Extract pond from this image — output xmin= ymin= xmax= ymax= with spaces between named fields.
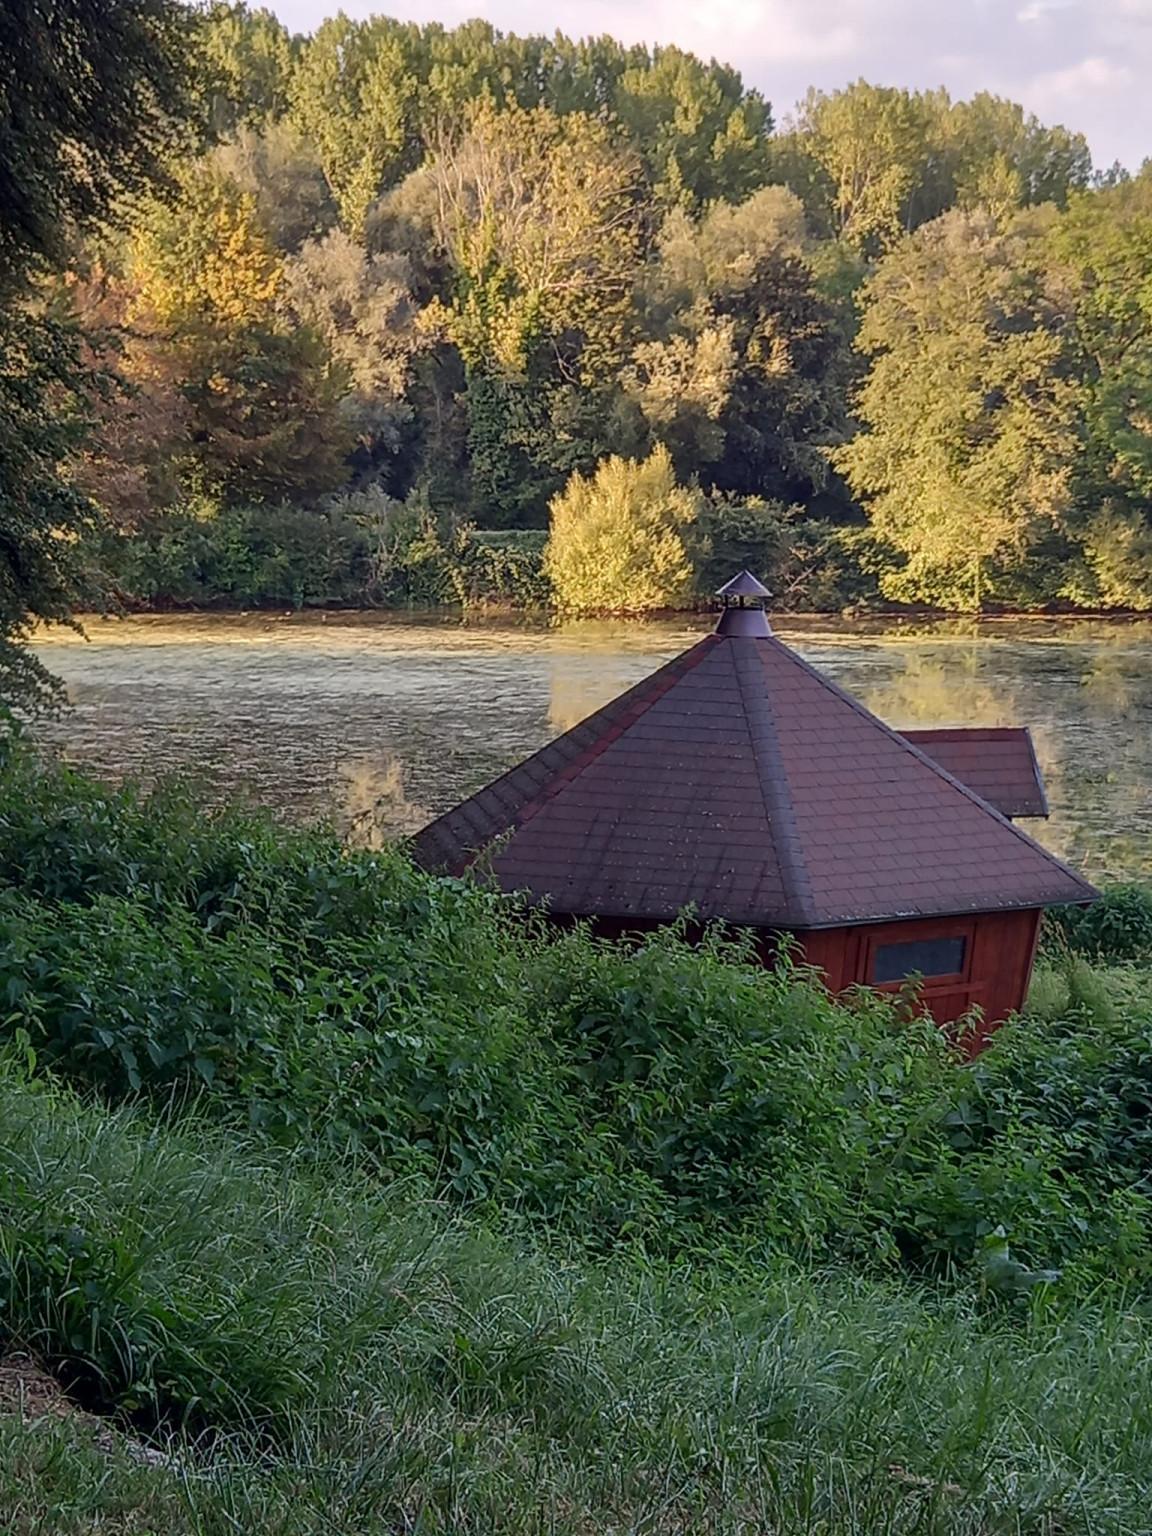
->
xmin=31 ymin=610 xmax=1152 ymax=883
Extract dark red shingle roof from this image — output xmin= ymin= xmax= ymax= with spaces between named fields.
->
xmin=410 ymin=627 xmax=1096 ymax=928
xmin=902 ymin=727 xmax=1048 ymax=819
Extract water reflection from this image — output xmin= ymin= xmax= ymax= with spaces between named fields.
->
xmin=31 ymin=611 xmax=1152 ymax=882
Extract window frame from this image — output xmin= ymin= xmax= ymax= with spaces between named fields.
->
xmin=861 ymin=918 xmax=977 ymax=993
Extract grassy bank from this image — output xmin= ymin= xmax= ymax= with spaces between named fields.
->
xmin=4 ymin=1064 xmax=1152 ymax=1535
xmin=4 ymin=745 xmax=1152 ymax=1528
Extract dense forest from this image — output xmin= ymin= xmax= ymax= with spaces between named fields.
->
xmin=6 ymin=0 xmax=1152 ymax=705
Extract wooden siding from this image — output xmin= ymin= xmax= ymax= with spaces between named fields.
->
xmin=798 ymin=908 xmax=1042 ymax=1051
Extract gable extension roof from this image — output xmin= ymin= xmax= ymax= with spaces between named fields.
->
xmin=410 ymin=629 xmax=1096 ymax=929
xmin=902 ymin=727 xmax=1049 ymax=820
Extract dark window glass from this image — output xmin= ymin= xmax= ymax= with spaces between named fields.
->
xmin=872 ymin=936 xmax=966 ymax=985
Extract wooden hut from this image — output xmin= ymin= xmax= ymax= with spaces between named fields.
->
xmin=412 ymin=573 xmax=1097 ymax=1046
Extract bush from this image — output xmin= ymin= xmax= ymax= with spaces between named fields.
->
xmin=90 ymin=498 xmax=389 ymax=609
xmin=545 ymin=446 xmax=702 ymax=614
xmin=89 ymin=494 xmax=553 ymax=613
xmin=4 ymin=747 xmax=1152 ymax=1286
xmin=695 ymin=494 xmax=797 ymax=595
xmin=695 ymin=498 xmax=884 ymax=611
xmin=1047 ymin=884 xmax=1152 ymax=962
xmin=458 ymin=529 xmax=550 ymax=608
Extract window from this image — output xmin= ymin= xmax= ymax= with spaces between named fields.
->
xmin=872 ymin=936 xmax=967 ymax=985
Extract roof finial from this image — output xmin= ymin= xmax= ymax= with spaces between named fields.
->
xmin=714 ymin=570 xmax=772 ymax=636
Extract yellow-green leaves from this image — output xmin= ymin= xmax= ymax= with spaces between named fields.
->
xmin=544 ymin=446 xmax=701 ymax=614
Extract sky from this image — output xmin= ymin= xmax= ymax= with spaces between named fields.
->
xmin=266 ymin=0 xmax=1152 ymax=171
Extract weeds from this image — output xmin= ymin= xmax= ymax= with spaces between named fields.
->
xmin=2 ymin=1067 xmax=1152 ymax=1532
xmin=5 ymin=748 xmax=1152 ymax=1528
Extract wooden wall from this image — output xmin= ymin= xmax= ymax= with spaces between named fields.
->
xmin=798 ymin=908 xmax=1041 ymax=1050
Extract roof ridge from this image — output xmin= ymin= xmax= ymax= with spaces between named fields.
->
xmin=763 ymin=637 xmax=1095 ymax=899
xmin=731 ymin=640 xmax=818 ymax=926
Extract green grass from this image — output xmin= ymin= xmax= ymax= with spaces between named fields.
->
xmin=3 ymin=1064 xmax=1152 ymax=1535
xmin=5 ymin=746 xmax=1152 ymax=1529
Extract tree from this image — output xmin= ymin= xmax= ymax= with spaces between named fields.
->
xmin=426 ymin=104 xmax=644 ymax=377
xmin=0 ymin=0 xmax=201 ymax=282
xmin=775 ymin=83 xmax=1092 ymax=255
xmin=212 ymin=122 xmax=337 ymax=253
xmin=949 ymin=94 xmax=1091 ymax=211
xmin=288 ymin=16 xmax=419 ymax=235
xmin=643 ymin=187 xmax=809 ymax=319
xmin=544 ymin=447 xmax=701 ymax=614
xmin=183 ymin=327 xmax=351 ymax=502
xmin=0 ymin=308 xmax=104 ymax=707
xmin=423 ymin=104 xmax=644 ymax=525
xmin=625 ymin=189 xmax=850 ymax=503
xmin=66 ymin=267 xmax=192 ymax=526
xmin=131 ymin=165 xmax=352 ymax=502
xmin=610 ymin=46 xmax=771 ymax=209
xmin=131 ymin=165 xmax=284 ymax=331
xmin=0 ymin=0 xmax=200 ymax=708
xmin=284 ymin=230 xmax=424 ymax=467
xmin=785 ymin=83 xmax=947 ymax=253
xmin=838 ymin=209 xmax=1081 ymax=610
xmin=1046 ymin=171 xmax=1152 ymax=606
xmin=200 ymin=2 xmax=298 ymax=135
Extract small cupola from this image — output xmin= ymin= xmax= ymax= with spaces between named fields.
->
xmin=714 ymin=569 xmax=772 ymax=637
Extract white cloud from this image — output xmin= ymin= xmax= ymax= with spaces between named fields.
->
xmin=1016 ymin=0 xmax=1072 ymax=22
xmin=1029 ymin=52 xmax=1134 ymax=109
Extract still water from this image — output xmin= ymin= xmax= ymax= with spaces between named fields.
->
xmin=30 ymin=611 xmax=1152 ymax=883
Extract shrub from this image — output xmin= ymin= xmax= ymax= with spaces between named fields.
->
xmin=4 ymin=747 xmax=1152 ymax=1284
xmin=544 ymin=446 xmax=702 ymax=614
xmin=458 ymin=529 xmax=550 ymax=608
xmin=696 ymin=494 xmax=797 ymax=596
xmin=695 ymin=499 xmax=884 ymax=611
xmin=1047 ymin=884 xmax=1152 ymax=962
xmin=90 ymin=498 xmax=385 ymax=609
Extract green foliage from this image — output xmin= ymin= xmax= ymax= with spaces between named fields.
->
xmin=609 ymin=46 xmax=771 ymax=209
xmin=129 ymin=165 xmax=356 ymax=503
xmin=780 ymin=82 xmax=1091 ymax=254
xmin=626 ymin=189 xmax=852 ymax=505
xmin=456 ymin=530 xmax=550 ymax=608
xmin=4 ymin=749 xmax=1152 ymax=1294
xmin=211 ymin=122 xmax=337 ymax=254
xmin=545 ymin=448 xmax=702 ymax=614
xmin=201 ymin=2 xmax=298 ymax=135
xmin=695 ymin=499 xmax=881 ymax=611
xmin=92 ymin=497 xmax=548 ymax=610
xmin=0 ymin=0 xmax=202 ymax=285
xmin=839 ymin=209 xmax=1080 ymax=610
xmin=0 ymin=309 xmax=105 ymax=711
xmin=426 ymin=103 xmax=643 ymax=380
xmin=6 ymin=1065 xmax=1152 ymax=1533
xmin=696 ymin=495 xmax=797 ymax=594
xmin=1047 ymin=885 xmax=1152 ymax=963
xmin=0 ymin=0 xmax=201 ymax=711
xmin=34 ymin=6 xmax=1152 ymax=617
xmin=287 ymin=15 xmax=418 ymax=235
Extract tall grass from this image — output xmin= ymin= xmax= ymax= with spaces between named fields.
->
xmin=3 ymin=1064 xmax=1152 ymax=1534
xmin=7 ymin=750 xmax=1152 ymax=1527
